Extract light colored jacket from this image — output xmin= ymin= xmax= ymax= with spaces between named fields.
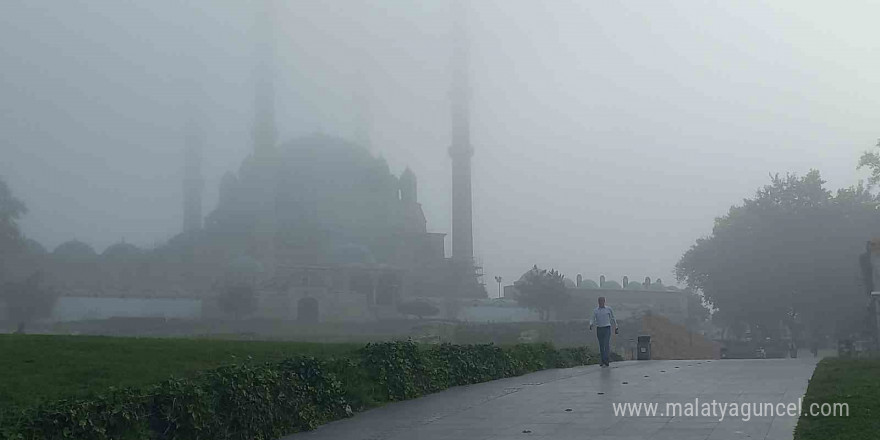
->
xmin=590 ymin=306 xmax=617 ymax=328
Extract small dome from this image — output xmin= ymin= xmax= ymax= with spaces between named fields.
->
xmin=602 ymin=280 xmax=622 ymax=290
xmin=518 ymin=266 xmax=543 ymax=282
xmin=53 ymin=240 xmax=97 ymax=259
xmin=580 ymin=279 xmax=599 ymax=289
xmin=102 ymin=242 xmax=141 ymax=258
xmin=563 ymin=278 xmax=576 ymax=288
xmin=625 ymin=281 xmax=644 ymax=290
xmin=648 ymin=281 xmax=666 ymax=291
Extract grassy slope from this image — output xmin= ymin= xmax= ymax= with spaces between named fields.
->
xmin=794 ymin=358 xmax=880 ymax=440
xmin=644 ymin=314 xmax=720 ymax=359
xmin=0 ymin=334 xmax=359 ymax=409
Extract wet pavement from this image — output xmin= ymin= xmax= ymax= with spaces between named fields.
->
xmin=284 ymin=357 xmax=819 ymax=440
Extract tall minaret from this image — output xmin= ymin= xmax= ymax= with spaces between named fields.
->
xmin=182 ymin=117 xmax=204 ymax=233
xmin=450 ymin=0 xmax=474 ymax=266
xmin=253 ymin=0 xmax=277 ymax=158
xmin=252 ymin=0 xmax=278 ymax=273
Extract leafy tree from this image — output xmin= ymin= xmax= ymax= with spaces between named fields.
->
xmin=676 ymin=170 xmax=879 ymax=341
xmin=0 ymin=176 xmax=26 ymax=248
xmin=396 ymin=299 xmax=440 ymax=319
xmin=685 ymin=290 xmax=710 ymax=332
xmin=2 ymin=271 xmax=58 ymax=333
xmin=0 ymin=176 xmax=27 ymax=282
xmin=513 ymin=265 xmax=570 ymax=321
xmin=216 ymin=283 xmax=258 ymax=320
xmin=857 ymin=138 xmax=880 ymax=187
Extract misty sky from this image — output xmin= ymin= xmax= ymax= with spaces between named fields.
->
xmin=1 ymin=0 xmax=878 ymax=292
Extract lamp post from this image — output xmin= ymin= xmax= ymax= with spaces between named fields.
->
xmin=494 ymin=276 xmax=502 ymax=298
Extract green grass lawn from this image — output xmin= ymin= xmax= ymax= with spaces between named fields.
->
xmin=0 ymin=334 xmax=360 ymax=410
xmin=794 ymin=358 xmax=880 ymax=440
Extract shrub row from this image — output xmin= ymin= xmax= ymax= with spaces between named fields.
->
xmin=0 ymin=342 xmax=596 ymax=440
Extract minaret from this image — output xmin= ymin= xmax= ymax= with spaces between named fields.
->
xmin=352 ymin=66 xmax=373 ymax=150
xmin=253 ymin=0 xmax=277 ymax=158
xmin=450 ymin=0 xmax=474 ymax=266
xmin=182 ymin=117 xmax=204 ymax=233
xmin=252 ymin=0 xmax=278 ymax=273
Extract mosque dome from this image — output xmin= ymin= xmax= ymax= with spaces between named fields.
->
xmin=53 ymin=240 xmax=97 ymax=260
xmin=210 ymin=134 xmax=405 ymax=264
xmin=563 ymin=278 xmax=576 ymax=288
xmin=102 ymin=242 xmax=142 ymax=259
xmin=518 ymin=266 xmax=542 ymax=282
xmin=602 ymin=280 xmax=622 ymax=290
xmin=580 ymin=279 xmax=599 ymax=289
xmin=648 ymin=280 xmax=667 ymax=291
xmin=625 ymin=281 xmax=644 ymax=290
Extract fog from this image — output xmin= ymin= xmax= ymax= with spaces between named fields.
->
xmin=2 ymin=0 xmax=878 ymax=287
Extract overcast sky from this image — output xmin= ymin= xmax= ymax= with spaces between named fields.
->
xmin=1 ymin=0 xmax=878 ymax=291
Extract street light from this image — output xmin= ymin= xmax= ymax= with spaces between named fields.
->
xmin=494 ymin=276 xmax=502 ymax=298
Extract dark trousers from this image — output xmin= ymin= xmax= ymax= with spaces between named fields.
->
xmin=597 ymin=326 xmax=612 ymax=365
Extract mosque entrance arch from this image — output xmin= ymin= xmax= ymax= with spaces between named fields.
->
xmin=297 ymin=297 xmax=319 ymax=323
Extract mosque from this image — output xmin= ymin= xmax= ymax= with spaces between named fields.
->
xmin=200 ymin=0 xmax=485 ymax=321
xmin=22 ymin=0 xmax=485 ymax=324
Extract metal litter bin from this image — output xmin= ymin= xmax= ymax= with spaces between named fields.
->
xmin=637 ymin=335 xmax=651 ymax=360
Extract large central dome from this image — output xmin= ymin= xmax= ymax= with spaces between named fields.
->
xmin=205 ymin=134 xmax=422 ymax=266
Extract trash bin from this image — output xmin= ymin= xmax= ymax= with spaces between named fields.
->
xmin=637 ymin=335 xmax=651 ymax=360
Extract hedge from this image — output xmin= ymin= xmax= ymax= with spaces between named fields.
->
xmin=0 ymin=342 xmax=597 ymax=440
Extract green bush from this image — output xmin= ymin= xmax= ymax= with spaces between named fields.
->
xmin=3 ymin=387 xmax=151 ymax=440
xmin=1 ymin=342 xmax=596 ymax=440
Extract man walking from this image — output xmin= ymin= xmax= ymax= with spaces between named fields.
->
xmin=589 ymin=296 xmax=618 ymax=367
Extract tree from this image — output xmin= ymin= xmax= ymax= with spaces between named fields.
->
xmin=685 ymin=290 xmax=710 ymax=331
xmin=216 ymin=283 xmax=257 ymax=320
xmin=513 ymin=265 xmax=570 ymax=321
xmin=396 ymin=299 xmax=440 ymax=319
xmin=0 ymin=176 xmax=26 ymax=249
xmin=857 ymin=139 xmax=880 ymax=188
xmin=675 ymin=170 xmax=879 ymax=341
xmin=0 ymin=176 xmax=27 ymax=282
xmin=2 ymin=271 xmax=58 ymax=333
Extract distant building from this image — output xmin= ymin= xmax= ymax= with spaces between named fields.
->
xmin=504 ymin=274 xmax=689 ymax=323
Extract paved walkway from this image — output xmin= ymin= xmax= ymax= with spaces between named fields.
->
xmin=285 ymin=357 xmax=819 ymax=440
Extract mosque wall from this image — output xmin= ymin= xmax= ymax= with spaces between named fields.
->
xmin=51 ymin=297 xmax=202 ymax=322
